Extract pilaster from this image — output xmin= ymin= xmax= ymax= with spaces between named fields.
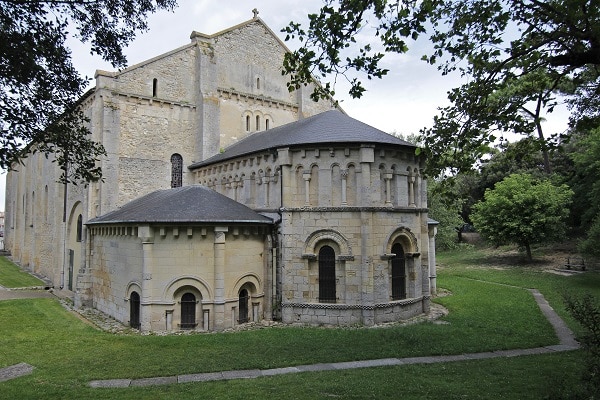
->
xmin=213 ymin=226 xmax=228 ymax=330
xmin=138 ymin=225 xmax=154 ymax=331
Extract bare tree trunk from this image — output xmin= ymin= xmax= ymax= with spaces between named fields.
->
xmin=525 ymin=242 xmax=532 ymax=262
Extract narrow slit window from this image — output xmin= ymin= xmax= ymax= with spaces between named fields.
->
xmin=256 ymin=115 xmax=260 ymax=131
xmin=391 ymin=243 xmax=407 ymax=300
xmin=171 ymin=153 xmax=183 ymax=188
xmin=238 ymin=289 xmax=249 ymax=323
xmin=256 ymin=77 xmax=260 ymax=90
xmin=152 ymin=78 xmax=158 ymax=97
xmin=265 ymin=118 xmax=270 ymax=130
xmin=130 ymin=291 xmax=141 ymax=329
xmin=318 ymin=246 xmax=336 ymax=303
xmin=246 ymin=115 xmax=250 ymax=132
xmin=76 ymin=214 xmax=83 ymax=242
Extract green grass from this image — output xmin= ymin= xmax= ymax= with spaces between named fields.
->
xmin=0 ymin=257 xmax=45 ymax=288
xmin=437 ymin=244 xmax=600 ymax=337
xmin=0 ymin=247 xmax=593 ymax=399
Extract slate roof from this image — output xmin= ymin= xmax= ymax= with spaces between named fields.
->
xmin=86 ymin=186 xmax=273 ymax=225
xmin=189 ymin=110 xmax=416 ymax=169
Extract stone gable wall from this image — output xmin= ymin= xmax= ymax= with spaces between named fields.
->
xmin=113 ymin=46 xmax=197 ymax=103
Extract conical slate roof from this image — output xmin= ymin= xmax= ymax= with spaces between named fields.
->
xmin=189 ymin=110 xmax=416 ymax=169
xmin=86 ymin=186 xmax=273 ymax=225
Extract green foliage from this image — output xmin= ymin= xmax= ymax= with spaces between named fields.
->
xmin=571 ymin=127 xmax=600 ymax=230
xmin=471 ymin=173 xmax=573 ymax=260
xmin=286 ymin=1 xmax=600 ymax=177
xmin=427 ymin=180 xmax=464 ymax=249
xmin=281 ymin=0 xmax=425 ymax=102
xmin=0 ymin=0 xmax=176 ymax=183
xmin=563 ymin=293 xmax=600 ymax=397
xmin=580 ymin=216 xmax=600 ymax=258
xmin=449 ymin=138 xmax=557 ymax=223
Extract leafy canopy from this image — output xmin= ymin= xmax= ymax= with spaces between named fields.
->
xmin=471 ymin=173 xmax=573 ymax=260
xmin=284 ymin=1 xmax=600 ymax=176
xmin=0 ymin=0 xmax=176 ymax=183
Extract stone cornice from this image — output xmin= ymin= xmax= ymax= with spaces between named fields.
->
xmin=218 ymin=88 xmax=297 ymax=111
xmin=280 ymin=207 xmax=429 ymax=213
xmin=100 ymin=89 xmax=197 ymax=109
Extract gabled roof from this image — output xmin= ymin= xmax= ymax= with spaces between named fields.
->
xmin=87 ymin=186 xmax=273 ymax=225
xmin=189 ymin=110 xmax=416 ymax=169
xmin=191 ymin=16 xmax=291 ymax=53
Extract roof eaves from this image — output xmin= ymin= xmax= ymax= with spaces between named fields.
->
xmin=86 ymin=218 xmax=274 ymax=225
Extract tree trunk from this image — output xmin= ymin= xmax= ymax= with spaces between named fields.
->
xmin=525 ymin=242 xmax=532 ymax=262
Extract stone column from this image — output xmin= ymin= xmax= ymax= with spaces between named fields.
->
xmin=264 ymin=175 xmax=270 ymax=208
xmin=428 ymin=223 xmax=438 ymax=295
xmin=213 ymin=226 xmax=228 ymax=330
xmin=341 ymin=169 xmax=348 ymax=206
xmin=408 ymin=175 xmax=416 ymax=207
xmin=303 ymin=171 xmax=311 ymax=206
xmin=384 ymin=172 xmax=393 ymax=205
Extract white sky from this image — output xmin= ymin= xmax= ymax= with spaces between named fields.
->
xmin=0 ymin=0 xmax=570 ymax=211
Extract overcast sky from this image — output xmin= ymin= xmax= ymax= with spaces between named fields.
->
xmin=0 ymin=0 xmax=570 ymax=211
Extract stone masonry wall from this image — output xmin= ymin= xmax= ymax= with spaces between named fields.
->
xmin=88 ymin=224 xmax=269 ymax=331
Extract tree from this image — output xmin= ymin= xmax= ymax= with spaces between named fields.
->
xmin=564 ymin=126 xmax=600 ymax=256
xmin=427 ymin=180 xmax=464 ymax=250
xmin=471 ymin=173 xmax=573 ymax=261
xmin=457 ymin=137 xmax=559 ymax=222
xmin=283 ymin=1 xmax=600 ymax=176
xmin=0 ymin=0 xmax=176 ymax=183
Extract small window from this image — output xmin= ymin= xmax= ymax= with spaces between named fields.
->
xmin=171 ymin=154 xmax=183 ymax=188
xmin=130 ymin=291 xmax=141 ymax=329
xmin=239 ymin=289 xmax=249 ymax=323
xmin=246 ymin=115 xmax=250 ymax=132
xmin=391 ymin=243 xmax=407 ymax=300
xmin=265 ymin=118 xmax=270 ymax=130
xmin=152 ymin=78 xmax=158 ymax=97
xmin=256 ymin=115 xmax=260 ymax=131
xmin=318 ymin=246 xmax=336 ymax=303
xmin=76 ymin=214 xmax=83 ymax=242
xmin=180 ymin=293 xmax=196 ymax=329
xmin=256 ymin=77 xmax=260 ymax=90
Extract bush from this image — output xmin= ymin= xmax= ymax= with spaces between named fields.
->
xmin=563 ymin=293 xmax=600 ymax=398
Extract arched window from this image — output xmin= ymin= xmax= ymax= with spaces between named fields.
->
xmin=391 ymin=243 xmax=407 ymax=300
xmin=76 ymin=214 xmax=83 ymax=242
xmin=265 ymin=118 xmax=270 ymax=130
xmin=239 ymin=289 xmax=249 ymax=323
xmin=318 ymin=246 xmax=336 ymax=303
xmin=256 ymin=77 xmax=260 ymax=90
xmin=130 ymin=291 xmax=141 ymax=329
xmin=152 ymin=78 xmax=158 ymax=97
xmin=180 ymin=292 xmax=196 ymax=329
xmin=256 ymin=115 xmax=260 ymax=131
xmin=246 ymin=115 xmax=251 ymax=132
xmin=170 ymin=153 xmax=183 ymax=188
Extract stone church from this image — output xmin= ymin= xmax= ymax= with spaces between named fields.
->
xmin=4 ymin=14 xmax=438 ymax=331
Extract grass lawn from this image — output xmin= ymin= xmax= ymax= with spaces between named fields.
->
xmin=0 ymin=247 xmax=594 ymax=399
xmin=0 ymin=256 xmax=45 ymax=288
